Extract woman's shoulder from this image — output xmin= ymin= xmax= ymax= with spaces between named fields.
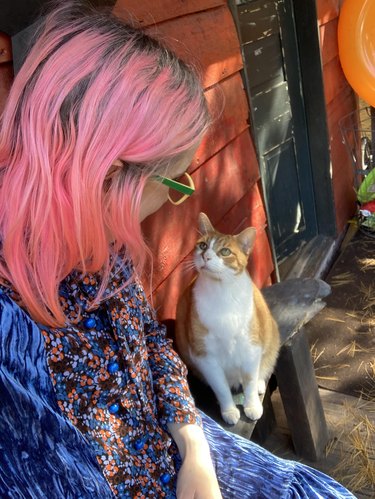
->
xmin=0 ymin=285 xmax=39 ymax=335
xmin=0 ymin=280 xmax=28 ymax=315
xmin=59 ymin=254 xmax=144 ymax=318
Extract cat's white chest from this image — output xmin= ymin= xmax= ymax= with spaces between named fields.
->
xmin=193 ymin=272 xmax=254 ymax=363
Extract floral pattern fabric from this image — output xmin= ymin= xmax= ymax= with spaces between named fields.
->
xmin=37 ymin=258 xmax=200 ymax=497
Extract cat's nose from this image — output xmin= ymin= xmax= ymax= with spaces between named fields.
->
xmin=203 ymin=252 xmax=212 ymax=261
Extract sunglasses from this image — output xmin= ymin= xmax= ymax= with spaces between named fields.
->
xmin=154 ymin=172 xmax=195 ymax=205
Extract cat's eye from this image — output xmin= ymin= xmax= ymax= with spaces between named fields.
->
xmin=220 ymin=247 xmax=232 ymax=256
xmin=198 ymin=242 xmax=207 ymax=251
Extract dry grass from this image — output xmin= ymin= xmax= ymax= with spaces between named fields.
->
xmin=359 ymin=282 xmax=375 ymax=309
xmin=357 ymin=282 xmax=375 ymax=326
xmin=310 ymin=340 xmax=325 ymax=364
xmin=344 ymin=308 xmax=375 ymax=329
xmin=306 ymin=234 xmax=375 ymax=493
xmin=326 ymin=398 xmax=375 ymax=494
xmin=346 ymin=311 xmax=361 ymax=319
xmin=315 ymin=375 xmax=340 ymax=381
xmin=325 ymin=317 xmax=346 ymax=323
xmin=359 ymin=316 xmax=375 ymax=329
xmin=326 ymin=363 xmax=375 ymax=494
xmin=344 ymin=310 xmax=375 ymax=329
xmin=358 ymin=257 xmax=375 ymax=271
xmin=361 ymin=360 xmax=375 ymax=401
xmin=310 ymin=341 xmax=350 ymax=381
xmin=330 ymin=272 xmax=356 ymax=287
xmin=336 ymin=341 xmax=375 ymax=358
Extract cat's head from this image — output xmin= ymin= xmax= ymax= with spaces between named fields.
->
xmin=194 ymin=212 xmax=256 ymax=279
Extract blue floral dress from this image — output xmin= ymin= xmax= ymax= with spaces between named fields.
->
xmin=38 ymin=258 xmax=199 ymax=497
xmin=0 ymin=258 xmax=356 ymax=498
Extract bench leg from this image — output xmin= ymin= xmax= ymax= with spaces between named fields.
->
xmin=251 ymin=384 xmax=276 ymax=444
xmin=275 ymin=327 xmax=329 ymax=461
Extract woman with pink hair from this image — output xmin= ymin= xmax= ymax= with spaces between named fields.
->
xmin=0 ymin=2 xmax=355 ymax=498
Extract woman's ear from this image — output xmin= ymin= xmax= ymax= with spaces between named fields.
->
xmin=198 ymin=212 xmax=215 ymax=235
xmin=107 ymin=159 xmax=125 ymax=176
xmin=103 ymin=160 xmax=125 ymax=191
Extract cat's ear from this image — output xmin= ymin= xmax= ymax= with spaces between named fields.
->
xmin=198 ymin=212 xmax=215 ymax=234
xmin=236 ymin=227 xmax=256 ymax=256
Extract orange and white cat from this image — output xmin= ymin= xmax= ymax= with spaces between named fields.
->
xmin=175 ymin=213 xmax=280 ymax=425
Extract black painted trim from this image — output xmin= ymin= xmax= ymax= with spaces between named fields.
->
xmin=291 ymin=0 xmax=336 ymax=236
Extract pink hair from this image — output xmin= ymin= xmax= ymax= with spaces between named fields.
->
xmin=0 ymin=2 xmax=209 ymax=326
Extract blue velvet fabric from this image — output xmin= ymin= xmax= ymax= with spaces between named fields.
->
xmin=0 ymin=291 xmax=356 ymax=498
xmin=203 ymin=413 xmax=356 ymax=498
xmin=0 ymin=292 xmax=114 ymax=498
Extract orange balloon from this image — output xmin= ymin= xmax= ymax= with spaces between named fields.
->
xmin=338 ymin=0 xmax=375 ymax=106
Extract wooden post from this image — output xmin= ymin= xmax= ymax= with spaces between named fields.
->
xmin=275 ymin=327 xmax=329 ymax=461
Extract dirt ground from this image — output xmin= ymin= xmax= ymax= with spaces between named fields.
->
xmin=304 ymin=228 xmax=375 ymax=400
xmin=264 ymin=227 xmax=375 ymax=497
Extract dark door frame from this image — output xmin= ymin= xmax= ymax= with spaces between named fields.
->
xmin=291 ymin=0 xmax=336 ymax=237
xmin=229 ymin=0 xmax=336 ymax=274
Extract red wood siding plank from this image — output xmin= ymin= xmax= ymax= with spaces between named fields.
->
xmin=331 ymin=141 xmax=357 ymax=232
xmin=213 ymin=186 xmax=266 ymax=237
xmin=323 ymin=56 xmax=351 ymax=106
xmin=151 ymin=258 xmax=193 ymax=322
xmin=142 ymin=129 xmax=260 ymax=291
xmin=316 ymin=0 xmax=339 ymax=26
xmin=327 ymin=91 xmax=357 ymax=232
xmin=115 ymin=5 xmax=242 ymax=89
xmin=326 ymin=87 xmax=356 ymax=136
xmin=194 ymin=73 xmax=249 ymax=168
xmin=319 ymin=18 xmax=338 ymax=66
xmin=0 ymin=64 xmax=13 ymax=114
xmin=0 ymin=33 xmax=12 ymax=64
xmin=246 ymin=182 xmax=268 ymax=230
xmin=248 ymin=227 xmax=274 ymax=289
xmin=114 ymin=0 xmax=226 ymax=26
xmin=0 ymin=33 xmax=13 ymax=113
xmin=145 ymin=7 xmax=243 ymax=88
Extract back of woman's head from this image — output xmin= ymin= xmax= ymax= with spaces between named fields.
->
xmin=0 ymin=0 xmax=209 ymax=326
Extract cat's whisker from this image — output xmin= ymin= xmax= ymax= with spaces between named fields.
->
xmin=182 ymin=255 xmax=195 ymax=266
xmin=181 ymin=259 xmax=197 ymax=274
xmin=181 ymin=264 xmax=196 ymax=274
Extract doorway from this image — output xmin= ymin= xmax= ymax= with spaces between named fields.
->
xmin=230 ymin=0 xmax=336 ymax=274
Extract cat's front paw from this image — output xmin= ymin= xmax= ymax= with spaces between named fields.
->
xmin=244 ymin=399 xmax=263 ymax=421
xmin=221 ymin=406 xmax=241 ymax=425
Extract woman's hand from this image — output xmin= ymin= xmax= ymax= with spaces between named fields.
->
xmin=167 ymin=423 xmax=222 ymax=499
xmin=176 ymin=445 xmax=222 ymax=499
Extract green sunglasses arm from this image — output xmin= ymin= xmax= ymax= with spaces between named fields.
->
xmin=153 ymin=175 xmax=195 ymax=196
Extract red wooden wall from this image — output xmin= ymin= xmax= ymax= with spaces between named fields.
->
xmin=0 ymin=33 xmax=13 ymax=114
xmin=316 ymin=0 xmax=357 ymax=233
xmin=114 ymin=0 xmax=274 ymax=321
xmin=0 ymin=1 xmax=360 ymax=325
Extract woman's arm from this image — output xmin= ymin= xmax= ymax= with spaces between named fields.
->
xmin=140 ymin=293 xmax=222 ymax=497
xmin=168 ymin=422 xmax=222 ymax=499
xmin=143 ymin=311 xmax=202 ymax=428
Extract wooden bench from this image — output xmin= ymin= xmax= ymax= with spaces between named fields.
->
xmin=184 ymin=278 xmax=330 ymax=461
